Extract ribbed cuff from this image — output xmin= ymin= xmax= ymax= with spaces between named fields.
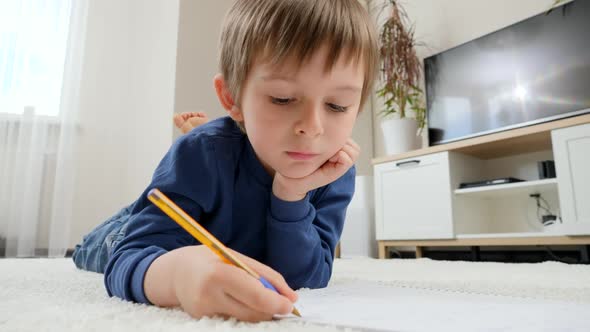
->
xmin=130 ymin=250 xmax=166 ymax=304
xmin=270 ymin=192 xmax=311 ymax=222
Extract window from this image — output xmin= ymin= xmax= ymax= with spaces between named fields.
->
xmin=0 ymin=0 xmax=72 ymax=117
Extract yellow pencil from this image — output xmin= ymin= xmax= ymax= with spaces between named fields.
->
xmin=147 ymin=188 xmax=301 ymax=317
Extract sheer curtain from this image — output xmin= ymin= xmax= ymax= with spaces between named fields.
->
xmin=0 ymin=0 xmax=88 ymax=257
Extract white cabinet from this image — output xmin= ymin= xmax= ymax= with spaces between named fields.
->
xmin=374 ymin=151 xmax=454 ymax=240
xmin=373 ymin=117 xmax=590 ymax=257
xmin=552 ymin=123 xmax=590 ymax=235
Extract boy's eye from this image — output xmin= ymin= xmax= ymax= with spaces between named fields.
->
xmin=327 ymin=103 xmax=348 ymax=112
xmin=270 ymin=97 xmax=293 ymax=105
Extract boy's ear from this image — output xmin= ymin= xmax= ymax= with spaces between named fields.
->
xmin=214 ymin=74 xmax=243 ymax=122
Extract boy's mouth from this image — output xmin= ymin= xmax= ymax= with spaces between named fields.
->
xmin=286 ymin=151 xmax=319 ymax=161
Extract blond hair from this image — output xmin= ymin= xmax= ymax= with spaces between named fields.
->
xmin=219 ymin=0 xmax=378 ymax=110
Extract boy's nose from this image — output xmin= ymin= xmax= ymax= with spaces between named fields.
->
xmin=294 ymin=104 xmax=324 ymax=137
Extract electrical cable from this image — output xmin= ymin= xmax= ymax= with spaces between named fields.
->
xmin=531 ymin=194 xmax=560 ymax=226
xmin=543 ymin=245 xmax=579 ymax=264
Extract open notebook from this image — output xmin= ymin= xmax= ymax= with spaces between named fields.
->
xmin=287 ymin=279 xmax=590 ymax=331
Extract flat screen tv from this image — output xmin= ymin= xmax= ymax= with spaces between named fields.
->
xmin=424 ymin=0 xmax=590 ymax=146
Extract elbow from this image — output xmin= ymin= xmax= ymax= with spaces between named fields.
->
xmin=288 ymin=260 xmax=332 ymax=290
xmin=291 ymin=273 xmax=330 ymax=290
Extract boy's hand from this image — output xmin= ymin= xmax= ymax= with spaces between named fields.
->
xmin=273 ymin=138 xmax=360 ymax=201
xmin=145 ymin=245 xmax=297 ymax=322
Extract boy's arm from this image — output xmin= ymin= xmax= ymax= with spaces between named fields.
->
xmin=265 ymin=166 xmax=355 ymax=289
xmin=103 ymin=194 xmax=201 ymax=303
xmin=104 ymin=134 xmax=216 ymax=303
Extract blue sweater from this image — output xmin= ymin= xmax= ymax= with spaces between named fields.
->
xmin=104 ymin=116 xmax=355 ymax=304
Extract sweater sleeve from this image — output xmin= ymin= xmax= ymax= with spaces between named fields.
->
xmin=104 ymin=133 xmax=219 ymax=304
xmin=265 ymin=166 xmax=355 ymax=289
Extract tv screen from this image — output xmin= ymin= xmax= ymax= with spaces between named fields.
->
xmin=425 ymin=0 xmax=590 ymax=146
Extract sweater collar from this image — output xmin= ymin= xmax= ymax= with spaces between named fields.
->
xmin=243 ymin=138 xmax=273 ymax=188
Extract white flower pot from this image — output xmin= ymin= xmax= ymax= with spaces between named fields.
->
xmin=380 ymin=117 xmax=420 ymax=155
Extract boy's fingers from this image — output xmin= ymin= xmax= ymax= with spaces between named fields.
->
xmin=230 ymin=249 xmax=298 ymax=302
xmin=327 ymin=139 xmax=359 ymax=167
xmin=255 ymin=267 xmax=298 ymax=302
xmin=324 ymin=150 xmax=351 ymax=171
xmin=347 ymin=138 xmax=360 ymax=151
xmin=219 ymin=292 xmax=273 ymax=322
xmin=338 ymin=150 xmax=353 ymax=166
xmin=219 ymin=265 xmax=293 ymax=316
xmin=341 ymin=144 xmax=359 ymax=164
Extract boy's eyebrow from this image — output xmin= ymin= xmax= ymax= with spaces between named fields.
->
xmin=260 ymin=75 xmax=361 ymax=93
xmin=260 ymin=74 xmax=296 ymax=82
xmin=333 ymin=85 xmax=362 ymax=93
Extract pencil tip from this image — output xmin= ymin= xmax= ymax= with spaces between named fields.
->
xmin=292 ymin=307 xmax=301 ymax=317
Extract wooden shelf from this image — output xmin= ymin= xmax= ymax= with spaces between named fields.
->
xmin=378 ymin=236 xmax=590 ymax=258
xmin=372 ymin=113 xmax=590 ymax=164
xmin=378 ymin=235 xmax=590 ymax=247
xmin=454 ymin=178 xmax=557 ymax=198
xmin=456 ymin=232 xmax=558 ymax=239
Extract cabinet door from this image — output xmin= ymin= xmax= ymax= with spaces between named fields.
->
xmin=374 ymin=152 xmax=454 ymax=240
xmin=552 ymin=123 xmax=590 ymax=235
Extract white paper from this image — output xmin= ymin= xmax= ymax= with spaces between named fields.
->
xmin=288 ymin=280 xmax=590 ymax=331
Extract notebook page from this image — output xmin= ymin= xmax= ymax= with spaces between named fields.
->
xmin=288 ymin=280 xmax=590 ymax=331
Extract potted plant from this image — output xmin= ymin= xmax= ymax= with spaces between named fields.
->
xmin=377 ymin=0 xmax=426 ymax=155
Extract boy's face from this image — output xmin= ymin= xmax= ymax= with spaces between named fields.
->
xmin=231 ymin=46 xmax=364 ymax=179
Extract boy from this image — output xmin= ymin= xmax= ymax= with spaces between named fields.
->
xmin=73 ymin=0 xmax=378 ymax=322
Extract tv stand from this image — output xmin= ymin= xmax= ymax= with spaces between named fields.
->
xmin=373 ymin=114 xmax=590 ymax=259
xmin=378 ymin=236 xmax=590 ymax=260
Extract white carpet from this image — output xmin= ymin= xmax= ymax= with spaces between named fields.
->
xmin=1 ymin=257 xmax=590 ymax=331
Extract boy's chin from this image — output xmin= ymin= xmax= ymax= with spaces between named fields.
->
xmin=277 ymin=164 xmax=319 ymax=179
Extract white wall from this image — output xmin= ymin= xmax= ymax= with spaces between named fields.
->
xmin=370 ymin=0 xmax=558 ymax=158
xmin=70 ymin=0 xmax=180 ymax=246
xmin=173 ymin=0 xmax=233 ymax=141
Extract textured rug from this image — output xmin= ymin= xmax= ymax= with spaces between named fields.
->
xmin=1 ymin=257 xmax=589 ymax=331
